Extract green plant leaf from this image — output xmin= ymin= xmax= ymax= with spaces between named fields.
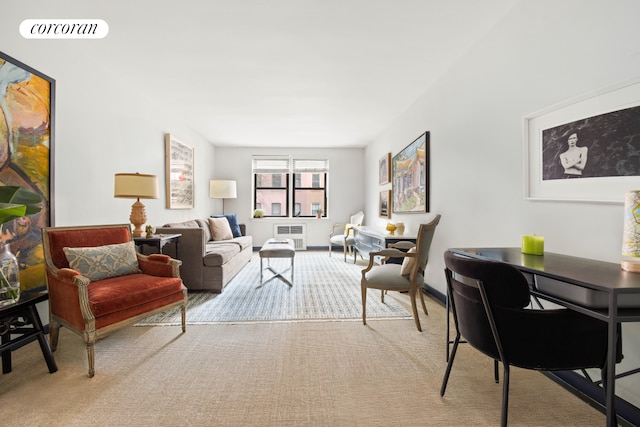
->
xmin=0 ymin=186 xmax=42 ymax=225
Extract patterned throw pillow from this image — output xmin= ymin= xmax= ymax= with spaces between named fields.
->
xmin=63 ymin=241 xmax=141 ymax=281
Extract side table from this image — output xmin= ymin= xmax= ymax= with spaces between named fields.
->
xmin=0 ymin=291 xmax=57 ymax=374
xmin=133 ymin=233 xmax=181 ymax=258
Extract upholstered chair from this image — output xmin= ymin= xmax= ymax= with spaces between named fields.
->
xmin=441 ymin=250 xmax=622 ymax=426
xmin=329 ymin=210 xmax=364 ymax=262
xmin=42 ymin=224 xmax=187 ymax=377
xmin=360 ymin=214 xmax=441 ymax=331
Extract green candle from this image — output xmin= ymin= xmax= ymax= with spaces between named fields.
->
xmin=522 ymin=235 xmax=544 ymax=255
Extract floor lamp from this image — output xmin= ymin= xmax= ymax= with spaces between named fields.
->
xmin=209 ymin=180 xmax=237 ymax=214
xmin=114 ymin=173 xmax=159 ymax=237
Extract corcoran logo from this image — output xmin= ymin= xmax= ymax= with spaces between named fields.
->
xmin=20 ymin=19 xmax=109 ymax=39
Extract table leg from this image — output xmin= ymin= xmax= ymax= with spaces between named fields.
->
xmin=605 ymin=292 xmax=617 ymax=427
xmin=27 ymin=305 xmax=57 ymax=373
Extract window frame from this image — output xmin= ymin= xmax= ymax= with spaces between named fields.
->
xmin=252 ymin=157 xmax=329 ymax=218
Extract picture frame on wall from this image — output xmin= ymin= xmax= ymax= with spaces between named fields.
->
xmin=379 ymin=190 xmax=391 ymax=218
xmin=525 ymin=79 xmax=640 ymax=204
xmin=379 ymin=153 xmax=391 ymax=185
xmin=165 ymin=133 xmax=194 ymax=209
xmin=392 ymin=132 xmax=429 ymax=213
xmin=0 ymin=50 xmax=55 ymax=292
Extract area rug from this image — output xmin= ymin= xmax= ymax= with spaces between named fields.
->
xmin=136 ymin=251 xmax=412 ymax=325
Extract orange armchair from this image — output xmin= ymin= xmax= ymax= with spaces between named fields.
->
xmin=42 ymin=224 xmax=187 ymax=377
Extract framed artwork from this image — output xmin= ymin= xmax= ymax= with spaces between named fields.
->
xmin=165 ymin=133 xmax=194 ymax=209
xmin=392 ymin=132 xmax=429 ymax=213
xmin=379 ymin=190 xmax=391 ymax=218
xmin=379 ymin=153 xmax=391 ymax=185
xmin=0 ymin=51 xmax=55 ymax=291
xmin=525 ymin=79 xmax=640 ymax=203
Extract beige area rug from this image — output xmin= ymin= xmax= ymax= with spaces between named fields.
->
xmin=136 ymin=251 xmax=412 ymax=325
xmin=0 ymin=293 xmax=606 ymax=427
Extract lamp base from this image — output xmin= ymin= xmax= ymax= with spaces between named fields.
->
xmin=622 ymin=260 xmax=640 ymax=273
xmin=129 ymin=199 xmax=147 ymax=238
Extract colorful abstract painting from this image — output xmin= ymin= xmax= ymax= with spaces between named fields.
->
xmin=392 ymin=132 xmax=429 ymax=213
xmin=0 ymin=51 xmax=54 ymax=291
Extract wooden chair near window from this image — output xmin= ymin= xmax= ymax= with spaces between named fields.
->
xmin=329 ymin=210 xmax=364 ymax=262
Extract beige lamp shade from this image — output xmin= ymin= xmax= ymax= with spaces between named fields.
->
xmin=209 ymin=180 xmax=237 ymax=199
xmin=114 ymin=173 xmax=160 ymax=199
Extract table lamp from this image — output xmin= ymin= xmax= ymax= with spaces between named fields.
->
xmin=114 ymin=173 xmax=159 ymax=237
xmin=209 ymin=180 xmax=237 ymax=214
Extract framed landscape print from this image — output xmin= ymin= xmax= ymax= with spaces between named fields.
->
xmin=379 ymin=190 xmax=391 ymax=218
xmin=379 ymin=153 xmax=391 ymax=185
xmin=524 ymin=79 xmax=640 ymax=203
xmin=165 ymin=133 xmax=194 ymax=209
xmin=0 ymin=51 xmax=55 ymax=291
xmin=392 ymin=132 xmax=429 ymax=213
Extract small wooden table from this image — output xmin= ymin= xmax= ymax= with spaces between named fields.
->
xmin=0 ymin=291 xmax=57 ymax=374
xmin=134 ymin=233 xmax=181 ymax=258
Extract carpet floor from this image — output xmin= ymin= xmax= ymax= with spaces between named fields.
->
xmin=0 ymin=292 xmax=606 ymax=426
xmin=136 ymin=251 xmax=411 ymax=325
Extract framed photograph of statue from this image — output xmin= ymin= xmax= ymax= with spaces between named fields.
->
xmin=392 ymin=132 xmax=429 ymax=213
xmin=165 ymin=133 xmax=194 ymax=209
xmin=524 ymin=79 xmax=640 ymax=203
xmin=0 ymin=50 xmax=55 ymax=291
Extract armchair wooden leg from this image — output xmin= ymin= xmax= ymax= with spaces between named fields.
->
xmin=419 ymin=290 xmax=429 ymax=315
xmin=49 ymin=320 xmax=60 ymax=351
xmin=409 ymin=287 xmax=422 ymax=332
xmin=86 ymin=342 xmax=95 ymax=378
xmin=181 ymin=305 xmax=186 ymax=333
xmin=361 ymin=284 xmax=367 ymax=325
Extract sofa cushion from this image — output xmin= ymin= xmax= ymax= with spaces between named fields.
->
xmin=88 ymin=273 xmax=184 ymax=318
xmin=208 ymin=217 xmax=233 ymax=241
xmin=63 ymin=241 xmax=141 ymax=281
xmin=213 ymin=214 xmax=242 ymax=238
xmin=203 ymin=242 xmax=241 ymax=266
xmin=195 ymin=219 xmax=213 ymax=241
xmin=162 ymin=220 xmax=200 ymax=229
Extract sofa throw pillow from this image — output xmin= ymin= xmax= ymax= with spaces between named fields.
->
xmin=208 ymin=217 xmax=234 ymax=241
xmin=212 ymin=214 xmax=242 ymax=238
xmin=400 ymin=247 xmax=417 ymax=276
xmin=63 ymin=241 xmax=141 ymax=281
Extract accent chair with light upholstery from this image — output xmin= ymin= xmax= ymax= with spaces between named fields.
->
xmin=329 ymin=210 xmax=364 ymax=262
xmin=360 ymin=214 xmax=441 ymax=331
xmin=42 ymin=224 xmax=188 ymax=378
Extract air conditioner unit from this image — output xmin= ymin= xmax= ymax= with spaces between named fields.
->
xmin=274 ymin=224 xmax=307 ymax=250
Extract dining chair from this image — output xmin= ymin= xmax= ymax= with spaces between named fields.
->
xmin=360 ymin=214 xmax=441 ymax=331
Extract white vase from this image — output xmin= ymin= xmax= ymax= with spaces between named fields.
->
xmin=396 ymin=223 xmax=405 ymax=236
xmin=0 ymin=243 xmax=20 ymax=306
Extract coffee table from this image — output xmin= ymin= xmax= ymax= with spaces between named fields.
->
xmin=259 ymin=238 xmax=296 ymax=287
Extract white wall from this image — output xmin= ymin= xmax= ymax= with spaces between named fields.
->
xmin=214 ymin=146 xmax=365 ymax=247
xmin=364 ymin=0 xmax=640 ymax=407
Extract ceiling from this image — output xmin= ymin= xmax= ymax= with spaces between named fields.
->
xmin=86 ymin=1 xmax=518 ymax=148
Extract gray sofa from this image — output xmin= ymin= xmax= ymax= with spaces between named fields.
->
xmin=155 ymin=219 xmax=252 ymax=293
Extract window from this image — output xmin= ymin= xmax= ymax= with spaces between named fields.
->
xmin=253 ymin=157 xmax=328 ymax=218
